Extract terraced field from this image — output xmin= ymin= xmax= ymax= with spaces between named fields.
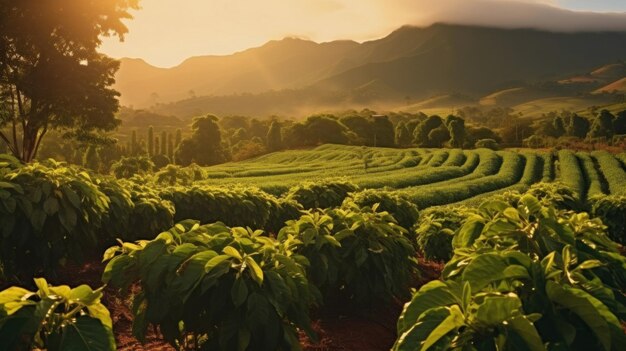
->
xmin=200 ymin=144 xmax=626 ymax=207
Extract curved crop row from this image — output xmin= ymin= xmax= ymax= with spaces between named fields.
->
xmin=404 ymin=151 xmax=524 ymax=208
xmin=592 ymin=151 xmax=626 ymax=195
xmin=556 ymin=150 xmax=585 ymax=199
xmin=577 ymin=153 xmax=606 ymax=197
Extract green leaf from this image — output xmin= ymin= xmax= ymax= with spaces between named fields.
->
xmin=51 ymin=316 xmax=115 ymax=351
xmin=420 ymin=305 xmax=464 ymax=351
xmin=394 ymin=307 xmax=451 ymax=351
xmin=546 ymin=281 xmax=612 ymax=351
xmin=231 ymin=278 xmax=249 ymax=307
xmin=453 ymin=216 xmax=484 ymax=248
xmin=205 ymin=255 xmax=231 ymax=273
xmin=507 ymin=316 xmax=545 ymax=351
xmin=397 ymin=281 xmax=458 ymax=334
xmin=223 ymin=246 xmax=243 ymax=260
xmin=43 ymin=197 xmax=59 ymax=215
xmin=462 ymin=253 xmax=508 ymax=291
xmin=474 ymin=294 xmax=522 ymax=326
xmin=245 ymin=256 xmax=264 ymax=286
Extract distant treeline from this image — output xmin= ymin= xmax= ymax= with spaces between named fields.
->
xmin=10 ymin=107 xmax=623 ymax=174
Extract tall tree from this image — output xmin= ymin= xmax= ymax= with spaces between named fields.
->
xmin=588 ymin=110 xmax=615 ymax=140
xmin=0 ymin=0 xmax=140 ymax=162
xmin=447 ymin=118 xmax=466 ymax=148
xmin=613 ymin=110 xmax=626 ymax=135
xmin=565 ymin=114 xmax=590 ymax=139
xmin=175 ymin=115 xmax=227 ymax=166
xmin=160 ymin=131 xmax=167 ymax=155
xmin=371 ymin=115 xmax=395 ymax=147
xmin=266 ymin=121 xmax=283 ymax=151
xmin=82 ymin=145 xmax=100 ymax=171
xmin=131 ymin=130 xmax=138 ymax=155
xmin=175 ymin=128 xmax=182 ymax=147
xmin=147 ymin=126 xmax=154 ymax=156
xmin=395 ymin=121 xmax=412 ymax=147
xmin=167 ymin=133 xmax=174 ymax=160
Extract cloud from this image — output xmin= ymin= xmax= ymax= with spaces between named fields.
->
xmin=380 ymin=0 xmax=626 ymax=32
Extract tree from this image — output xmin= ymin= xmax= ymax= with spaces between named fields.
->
xmin=588 ymin=109 xmax=615 ymax=140
xmin=175 ymin=129 xmax=182 ymax=147
xmin=175 ymin=115 xmax=227 ymax=166
xmin=303 ymin=115 xmax=349 ymax=145
xmin=413 ymin=116 xmax=444 ymax=147
xmin=147 ymin=126 xmax=154 ymax=156
xmin=82 ymin=145 xmax=100 ymax=171
xmin=565 ymin=114 xmax=590 ymax=139
xmin=613 ymin=110 xmax=626 ymax=135
xmin=428 ymin=125 xmax=451 ymax=148
xmin=131 ymin=130 xmax=138 ymax=155
xmin=266 ymin=121 xmax=283 ymax=151
xmin=340 ymin=115 xmax=374 ymax=145
xmin=160 ymin=131 xmax=167 ymax=155
xmin=0 ymin=0 xmax=139 ymax=162
xmin=395 ymin=121 xmax=412 ymax=147
xmin=446 ymin=116 xmax=466 ymax=148
xmin=167 ymin=133 xmax=174 ymax=160
xmin=371 ymin=115 xmax=395 ymax=147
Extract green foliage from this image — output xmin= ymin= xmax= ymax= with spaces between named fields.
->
xmin=592 ymin=151 xmax=626 ymax=195
xmin=286 ymin=179 xmax=358 ymax=210
xmin=590 ymin=194 xmax=626 ymax=244
xmin=395 ymin=196 xmax=626 ymax=351
xmin=415 ymin=207 xmax=471 ymax=262
xmin=0 ymin=160 xmax=111 ymax=279
xmin=558 ymin=150 xmax=585 ymax=199
xmin=474 ymin=138 xmax=499 ymax=150
xmin=103 ymin=220 xmax=317 ymax=351
xmin=120 ymin=179 xmax=176 ymax=241
xmin=266 ymin=121 xmax=283 ymax=151
xmin=0 ymin=278 xmax=114 ymax=351
xmin=160 ymin=185 xmax=302 ymax=232
xmin=279 ymin=202 xmax=417 ymax=304
xmin=175 ymin=115 xmax=228 ymax=166
xmin=110 ymin=156 xmax=155 ymax=179
xmin=345 ymin=189 xmax=419 ymax=229
xmin=156 ymin=164 xmax=195 ymax=185
xmin=0 ymin=0 xmax=138 ymax=162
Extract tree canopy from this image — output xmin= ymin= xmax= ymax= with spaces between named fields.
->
xmin=0 ymin=0 xmax=140 ymax=162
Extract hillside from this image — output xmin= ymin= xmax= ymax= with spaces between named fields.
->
xmin=115 ymin=24 xmax=626 ymax=115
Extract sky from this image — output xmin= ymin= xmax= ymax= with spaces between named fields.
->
xmin=99 ymin=0 xmax=626 ymax=68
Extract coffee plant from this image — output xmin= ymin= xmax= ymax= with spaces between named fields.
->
xmin=0 ymin=278 xmax=114 ymax=350
xmin=103 ymin=220 xmax=318 ymax=351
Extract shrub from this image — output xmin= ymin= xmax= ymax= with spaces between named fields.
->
xmin=103 ymin=220 xmax=317 ymax=350
xmin=279 ymin=202 xmax=417 ymax=304
xmin=110 ymin=156 xmax=154 ymax=179
xmin=414 ymin=206 xmax=471 ymax=262
xmin=394 ymin=196 xmax=626 ymax=351
xmin=155 ymin=164 xmax=194 ymax=185
xmin=0 ymin=160 xmax=111 ymax=279
xmin=285 ymin=179 xmax=358 ymax=210
xmin=0 ymin=278 xmax=114 ymax=350
xmin=474 ymin=139 xmax=499 ymax=150
xmin=160 ymin=185 xmax=299 ymax=231
xmin=590 ymin=194 xmax=626 ymax=244
xmin=345 ymin=189 xmax=419 ymax=229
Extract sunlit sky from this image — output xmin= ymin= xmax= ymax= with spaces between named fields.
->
xmin=99 ymin=0 xmax=626 ymax=68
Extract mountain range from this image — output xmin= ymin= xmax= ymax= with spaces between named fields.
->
xmin=114 ymin=23 xmax=626 ymax=118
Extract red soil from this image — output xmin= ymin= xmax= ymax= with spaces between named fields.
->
xmin=49 ymin=257 xmax=443 ymax=351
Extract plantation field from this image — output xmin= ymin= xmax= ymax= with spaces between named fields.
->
xmin=200 ymin=144 xmax=626 ymax=207
xmin=1 ymin=145 xmax=626 ymax=350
